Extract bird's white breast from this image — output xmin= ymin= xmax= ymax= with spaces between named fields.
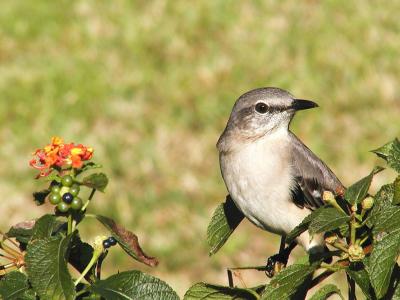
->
xmin=220 ymin=129 xmax=310 ymax=237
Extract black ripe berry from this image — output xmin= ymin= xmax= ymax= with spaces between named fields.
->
xmin=103 ymin=240 xmax=111 ymax=249
xmin=62 ymin=192 xmax=73 ymax=204
xmin=108 ymin=236 xmax=117 ymax=246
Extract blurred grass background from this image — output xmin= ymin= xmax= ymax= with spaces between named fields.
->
xmin=0 ymin=0 xmax=399 ymax=297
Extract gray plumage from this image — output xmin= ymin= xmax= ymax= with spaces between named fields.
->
xmin=218 ymin=87 xmax=344 ymax=251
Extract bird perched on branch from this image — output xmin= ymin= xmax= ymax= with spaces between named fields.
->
xmin=217 ymin=87 xmax=344 ymax=275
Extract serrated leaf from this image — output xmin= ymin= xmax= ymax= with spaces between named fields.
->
xmin=207 ymin=195 xmax=244 ymax=256
xmin=367 ymin=229 xmax=400 ymax=298
xmin=95 ymin=214 xmax=158 ymax=267
xmin=91 ymin=270 xmax=179 ymax=300
xmin=347 ymin=264 xmax=376 ymax=300
xmin=309 ymin=207 xmax=349 ymax=235
xmin=372 ymin=141 xmax=395 ymax=160
xmin=183 ymin=283 xmax=259 ymax=300
xmin=75 ymin=162 xmax=102 ymax=176
xmin=7 ymin=220 xmax=35 ymax=244
xmin=372 ymin=205 xmax=400 ymax=237
xmin=0 ymin=271 xmax=36 ymax=300
xmin=82 ymin=173 xmax=108 ymax=192
xmin=286 ymin=209 xmax=322 ymax=244
xmin=261 ymin=258 xmax=318 ymax=300
xmin=308 ymin=284 xmax=343 ymax=300
xmin=366 ymin=184 xmax=394 ymax=228
xmin=33 ymin=189 xmax=50 ymax=206
xmin=393 ymin=176 xmax=400 ymax=205
xmin=388 ymin=139 xmax=400 ymax=173
xmin=31 ymin=214 xmax=64 ymax=240
xmin=43 ymin=173 xmax=62 ymax=183
xmin=25 ymin=234 xmax=76 ymax=300
xmin=344 ymin=166 xmax=383 ymax=205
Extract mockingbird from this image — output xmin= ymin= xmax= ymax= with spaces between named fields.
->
xmin=217 ymin=87 xmax=344 ymax=273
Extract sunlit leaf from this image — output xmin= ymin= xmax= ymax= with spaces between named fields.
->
xmin=184 ymin=283 xmax=259 ymax=300
xmin=367 ymin=229 xmax=400 ymax=298
xmin=92 ymin=270 xmax=179 ymax=300
xmin=25 ymin=234 xmax=76 ymax=300
xmin=207 ymin=195 xmax=244 ymax=256
xmin=344 ymin=166 xmax=383 ymax=205
xmin=308 ymin=284 xmax=343 ymax=300
xmin=309 ymin=207 xmax=349 ymax=235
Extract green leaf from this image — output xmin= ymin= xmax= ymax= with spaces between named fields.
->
xmin=25 ymin=234 xmax=76 ymax=300
xmin=393 ymin=176 xmax=400 ymax=205
xmin=261 ymin=258 xmax=319 ymax=300
xmin=43 ymin=173 xmax=62 ymax=183
xmin=347 ymin=264 xmax=376 ymax=300
xmin=366 ymin=184 xmax=394 ymax=228
xmin=308 ymin=284 xmax=343 ymax=300
xmin=344 ymin=166 xmax=384 ymax=205
xmin=367 ymin=229 xmax=400 ymax=298
xmin=82 ymin=173 xmax=108 ymax=192
xmin=207 ymin=195 xmax=244 ymax=256
xmin=388 ymin=139 xmax=400 ymax=173
xmin=7 ymin=220 xmax=35 ymax=244
xmin=309 ymin=207 xmax=349 ymax=235
xmin=91 ymin=270 xmax=179 ymax=300
xmin=0 ymin=271 xmax=36 ymax=300
xmin=372 ymin=205 xmax=400 ymax=237
xmin=33 ymin=189 xmax=50 ymax=206
xmin=75 ymin=162 xmax=102 ymax=176
xmin=95 ymin=214 xmax=158 ymax=267
xmin=31 ymin=214 xmax=64 ymax=240
xmin=372 ymin=140 xmax=395 ymax=160
xmin=183 ymin=283 xmax=259 ymax=300
xmin=286 ymin=209 xmax=321 ymax=244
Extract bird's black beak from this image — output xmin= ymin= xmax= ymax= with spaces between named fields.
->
xmin=291 ymin=99 xmax=319 ymax=111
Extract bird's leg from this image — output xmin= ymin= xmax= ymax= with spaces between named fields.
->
xmin=265 ymin=236 xmax=297 ymax=278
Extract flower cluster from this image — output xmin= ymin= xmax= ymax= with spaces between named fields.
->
xmin=29 ymin=137 xmax=93 ymax=177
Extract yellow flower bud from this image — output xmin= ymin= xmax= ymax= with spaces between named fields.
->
xmin=348 ymin=244 xmax=365 ymax=262
xmin=362 ymin=197 xmax=374 ymax=210
xmin=325 ymin=234 xmax=338 ymax=244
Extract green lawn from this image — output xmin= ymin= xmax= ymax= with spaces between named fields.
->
xmin=1 ymin=1 xmax=399 ymax=296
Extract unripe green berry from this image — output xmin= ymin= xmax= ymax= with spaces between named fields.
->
xmin=362 ymin=197 xmax=374 ymax=210
xmin=49 ymin=193 xmax=61 ymax=205
xmin=61 ymin=175 xmax=73 ymax=187
xmin=71 ymin=197 xmax=83 ymax=210
xmin=51 ymin=185 xmax=61 ymax=194
xmin=57 ymin=202 xmax=70 ymax=213
xmin=69 ymin=184 xmax=80 ymax=197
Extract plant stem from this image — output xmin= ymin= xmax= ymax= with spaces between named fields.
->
xmin=81 ymin=189 xmax=96 ymax=212
xmin=67 ymin=214 xmax=72 ymax=235
xmin=75 ymin=287 xmax=89 ymax=297
xmin=74 ymin=248 xmax=102 ymax=286
xmin=350 ymin=219 xmax=357 ymax=245
xmin=0 ymin=241 xmax=21 ymax=258
xmin=347 ymin=274 xmax=356 ymax=300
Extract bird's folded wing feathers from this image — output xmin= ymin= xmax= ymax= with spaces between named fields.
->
xmin=289 ymin=132 xmax=344 ymax=211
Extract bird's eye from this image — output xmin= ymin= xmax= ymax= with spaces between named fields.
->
xmin=255 ymin=102 xmax=268 ymax=114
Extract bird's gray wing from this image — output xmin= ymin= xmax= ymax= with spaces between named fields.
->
xmin=289 ymin=132 xmax=344 ymax=210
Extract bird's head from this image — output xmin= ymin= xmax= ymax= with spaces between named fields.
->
xmin=222 ymin=87 xmax=318 ymax=140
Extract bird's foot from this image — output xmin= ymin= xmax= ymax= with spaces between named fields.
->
xmin=265 ymin=253 xmax=289 ymax=278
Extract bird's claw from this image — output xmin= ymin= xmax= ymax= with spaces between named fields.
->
xmin=265 ymin=253 xmax=288 ymax=278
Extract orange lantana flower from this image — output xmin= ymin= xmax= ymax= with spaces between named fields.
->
xmin=29 ymin=137 xmax=94 ymax=177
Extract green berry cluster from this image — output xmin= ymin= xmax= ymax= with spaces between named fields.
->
xmin=48 ymin=175 xmax=83 ymax=213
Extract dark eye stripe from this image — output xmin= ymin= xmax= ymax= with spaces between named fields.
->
xmin=255 ymin=103 xmax=287 ymax=114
